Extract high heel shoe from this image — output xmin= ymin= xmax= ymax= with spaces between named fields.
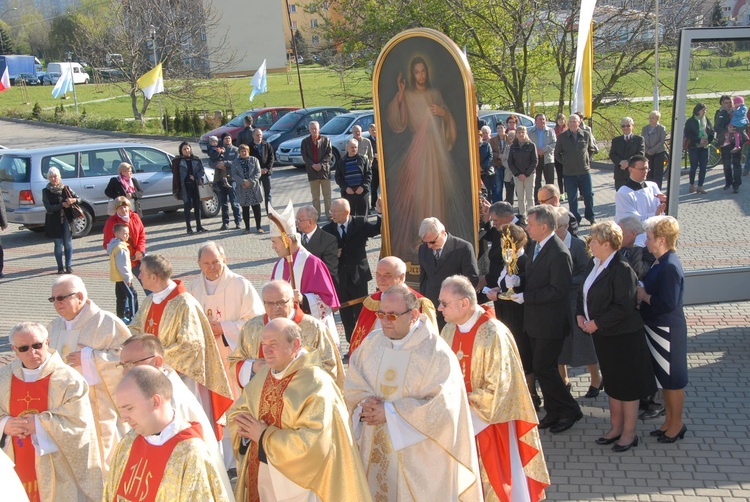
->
xmin=595 ymin=435 xmax=621 ymax=445
xmin=657 ymin=425 xmax=687 ymax=443
xmin=584 ymin=382 xmax=604 ymax=398
xmin=649 ymin=429 xmax=667 ymax=437
xmin=612 ymin=436 xmax=639 ymax=452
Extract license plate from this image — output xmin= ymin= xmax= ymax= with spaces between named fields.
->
xmin=279 ymin=156 xmax=289 ymax=162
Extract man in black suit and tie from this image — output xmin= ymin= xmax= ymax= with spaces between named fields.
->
xmin=417 ymin=217 xmax=479 ymax=329
xmin=296 ymin=205 xmax=339 ymax=286
xmin=513 ymin=205 xmax=582 ymax=433
xmin=323 ymin=198 xmax=381 ymax=344
xmin=610 ymin=117 xmax=645 ymax=191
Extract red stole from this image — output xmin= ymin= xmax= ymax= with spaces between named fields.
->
xmin=115 ymin=422 xmax=203 ymax=502
xmin=450 ymin=307 xmax=493 ymax=392
xmin=144 ymin=281 xmax=187 ymax=335
xmin=10 ymin=374 xmax=52 ymax=502
xmin=245 ymin=372 xmax=296 ymax=502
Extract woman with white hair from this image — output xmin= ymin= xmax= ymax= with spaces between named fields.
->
xmin=508 ymin=125 xmax=539 ymax=223
xmin=42 ymin=166 xmax=80 ymax=274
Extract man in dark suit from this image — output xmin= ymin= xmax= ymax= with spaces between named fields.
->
xmin=418 ymin=217 xmax=479 ymax=329
xmin=513 ymin=204 xmax=581 ymax=433
xmin=301 ymin=121 xmax=334 ymax=220
xmin=478 ymin=200 xmax=523 ymax=297
xmin=296 ymin=205 xmax=339 ymax=286
xmin=610 ymin=117 xmax=645 ymax=190
xmin=236 ymin=114 xmax=254 ymax=147
xmin=323 ymin=198 xmax=381 ymax=344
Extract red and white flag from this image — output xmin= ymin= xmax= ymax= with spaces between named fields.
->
xmin=0 ymin=67 xmax=10 ymax=92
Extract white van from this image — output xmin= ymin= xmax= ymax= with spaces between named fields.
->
xmin=46 ymin=62 xmax=90 ymax=85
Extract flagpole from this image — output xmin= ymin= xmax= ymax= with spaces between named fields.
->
xmin=150 ymin=25 xmax=164 ymax=130
xmin=284 ymin=0 xmax=306 ymax=108
xmin=67 ymin=53 xmax=79 ymax=113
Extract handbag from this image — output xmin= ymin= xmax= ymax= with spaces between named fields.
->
xmin=198 ymin=176 xmax=214 ymax=201
xmin=63 ymin=186 xmax=86 ymax=221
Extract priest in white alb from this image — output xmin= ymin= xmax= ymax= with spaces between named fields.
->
xmin=47 ymin=274 xmax=130 ymax=471
xmin=228 ymin=280 xmax=344 ymax=389
xmin=345 ymin=284 xmax=482 ymax=501
xmin=615 ymin=155 xmax=666 ymax=247
xmin=439 ymin=275 xmax=550 ymax=502
xmin=104 ymin=365 xmax=229 ymax=501
xmin=0 ymin=322 xmax=102 ymax=502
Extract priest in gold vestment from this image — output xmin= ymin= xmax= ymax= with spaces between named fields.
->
xmin=229 ymin=318 xmax=371 ymax=502
xmin=47 ymin=274 xmax=130 ymax=471
xmin=228 ymin=280 xmax=344 ymax=389
xmin=439 ymin=276 xmax=550 ymax=502
xmin=0 ymin=322 xmax=103 ymax=502
xmin=129 ymin=254 xmax=234 ymax=439
xmin=104 ymin=365 xmax=229 ymax=501
xmin=345 ymin=285 xmax=482 ymax=501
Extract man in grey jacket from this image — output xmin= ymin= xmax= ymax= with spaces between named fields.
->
xmin=530 ymin=113 xmax=557 ymax=203
xmin=301 ymin=121 xmax=334 ymax=220
xmin=554 ymin=114 xmax=597 ymax=225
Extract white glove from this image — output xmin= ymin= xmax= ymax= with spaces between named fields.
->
xmin=510 ymin=293 xmax=524 ymax=304
xmin=504 ymin=274 xmax=521 ymax=289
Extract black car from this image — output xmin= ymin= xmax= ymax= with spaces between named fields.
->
xmin=15 ymin=73 xmax=40 ymax=86
xmin=262 ymin=106 xmax=349 ymax=151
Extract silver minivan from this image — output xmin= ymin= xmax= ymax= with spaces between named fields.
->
xmin=0 ymin=142 xmax=219 ymax=237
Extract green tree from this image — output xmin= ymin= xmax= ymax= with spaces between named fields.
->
xmin=710 ymin=1 xmax=727 ymax=26
xmin=294 ymin=30 xmax=310 ymax=60
xmin=0 ymin=23 xmax=15 ymax=55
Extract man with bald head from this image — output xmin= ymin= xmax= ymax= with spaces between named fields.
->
xmin=348 ymin=256 xmax=437 ymax=354
xmin=47 ymin=274 xmax=130 ymax=470
xmin=1 ymin=322 xmax=102 ymax=501
xmin=229 ymin=280 xmax=344 ymax=388
xmin=104 ymin=365 xmax=230 ymax=501
xmin=538 ymin=184 xmax=579 ymax=236
xmin=230 ymin=318 xmax=371 ymax=502
xmin=335 ymin=138 xmax=372 ymax=217
xmin=323 ymin=197 xmax=381 ymax=346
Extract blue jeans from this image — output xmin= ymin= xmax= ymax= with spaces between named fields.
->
xmin=493 ymin=168 xmax=505 ymax=202
xmin=564 ymin=173 xmax=595 ymax=223
xmin=481 ymin=172 xmax=497 ymax=202
xmin=217 ymin=183 xmax=241 ymax=226
xmin=53 ymin=223 xmax=73 ymax=269
xmin=743 ymin=148 xmax=750 ymax=175
xmin=688 ymin=147 xmax=708 ymax=187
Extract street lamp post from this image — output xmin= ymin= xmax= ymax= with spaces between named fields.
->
xmin=0 ymin=7 xmax=18 ymax=55
xmin=653 ymin=0 xmax=660 ymax=110
xmin=150 ymin=25 xmax=164 ymax=130
xmin=66 ymin=52 xmax=79 ymax=113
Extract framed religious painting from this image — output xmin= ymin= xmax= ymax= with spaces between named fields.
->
xmin=373 ymin=28 xmax=481 ymax=283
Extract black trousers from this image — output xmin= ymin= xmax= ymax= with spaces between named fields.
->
xmin=260 ymin=174 xmax=272 ymax=213
xmin=182 ymin=183 xmax=202 ymax=230
xmin=554 ymin=160 xmax=565 ymax=194
xmin=0 ymin=243 xmax=4 ymax=274
xmin=343 ymin=193 xmax=368 ymax=218
xmin=338 ymin=280 xmax=368 ymax=344
xmin=370 ymin=162 xmax=380 ymax=208
xmin=646 ymin=151 xmax=668 ymax=190
xmin=534 ymin=160 xmax=555 ymax=202
xmin=242 ymin=205 xmax=262 ymax=230
xmin=721 ymin=147 xmax=743 ymax=190
xmin=528 ymin=336 xmax=581 ymax=420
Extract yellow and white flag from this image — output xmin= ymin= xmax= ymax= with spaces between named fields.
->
xmin=137 ymin=63 xmax=164 ymax=100
xmin=572 ymin=0 xmax=596 ymax=117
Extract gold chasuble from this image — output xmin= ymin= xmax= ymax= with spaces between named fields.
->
xmin=0 ymin=350 xmax=103 ymax=502
xmin=229 ymin=351 xmax=371 ymax=502
xmin=130 ymin=280 xmax=234 ymax=438
xmin=104 ymin=421 xmax=229 ymax=501
xmin=442 ymin=307 xmax=550 ymax=502
xmin=349 ymin=289 xmax=437 ymax=354
xmin=228 ymin=306 xmax=344 ymax=389
xmin=345 ymin=315 xmax=482 ymax=501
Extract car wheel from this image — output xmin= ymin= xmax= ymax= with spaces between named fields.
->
xmin=83 ymin=79 xmax=90 ymax=84
xmin=71 ymin=205 xmax=94 ymax=238
xmin=201 ymin=193 xmax=220 ymax=218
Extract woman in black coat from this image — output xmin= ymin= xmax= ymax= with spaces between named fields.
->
xmin=577 ymin=221 xmax=656 ymax=452
xmin=507 ymin=125 xmax=538 ymax=222
xmin=105 ymin=162 xmax=143 ymax=217
xmin=42 ymin=166 xmax=81 ymax=274
xmin=249 ymin=128 xmax=275 ymax=215
xmin=170 ymin=141 xmax=207 ymax=234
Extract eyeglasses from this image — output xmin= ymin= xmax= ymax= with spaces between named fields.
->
xmin=117 ymin=355 xmax=155 ymax=370
xmin=47 ymin=292 xmax=78 ymax=303
xmin=438 ymin=299 xmax=463 ymax=308
xmin=263 ymin=299 xmax=291 ymax=308
xmin=14 ymin=341 xmax=45 ymax=353
xmin=538 ymin=195 xmax=555 ymax=204
xmin=621 ymin=124 xmax=632 ymax=128
xmin=375 ymin=310 xmax=411 ymax=321
xmin=631 ymin=166 xmax=649 ymax=171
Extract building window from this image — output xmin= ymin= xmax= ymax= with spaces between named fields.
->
xmin=312 ymin=35 xmax=320 ymax=45
xmin=289 ymin=4 xmax=296 ymax=13
xmin=311 ymin=19 xmax=319 ymax=28
xmin=323 ymin=1 xmax=329 ymax=10
xmin=290 ymin=21 xmax=297 ymax=30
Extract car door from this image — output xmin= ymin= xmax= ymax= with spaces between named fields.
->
xmin=253 ymin=111 xmax=275 ymax=129
xmin=79 ymin=148 xmax=126 ymax=217
xmin=124 ymin=146 xmax=177 ymax=212
xmin=42 ymin=152 xmax=82 ymax=205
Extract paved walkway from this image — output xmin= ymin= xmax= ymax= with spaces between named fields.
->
xmin=0 ymin=121 xmax=748 ymax=500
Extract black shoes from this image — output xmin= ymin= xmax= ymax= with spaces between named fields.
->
xmin=57 ymin=267 xmax=65 ymax=274
xmin=187 ymin=229 xmax=194 ymax=235
xmin=649 ymin=429 xmax=666 ymax=437
xmin=584 ymin=382 xmax=604 ymax=398
xmin=196 ymin=227 xmax=209 ymax=233
xmin=657 ymin=425 xmax=687 ymax=443
xmin=65 ymin=266 xmax=72 ymax=274
xmin=612 ymin=436 xmax=639 ymax=452
xmin=595 ymin=435 xmax=621 ymax=445
xmin=549 ymin=411 xmax=583 ymax=434
xmin=639 ymin=404 xmax=665 ymax=420
xmin=537 ymin=413 xmax=559 ymax=430
xmin=219 ymin=224 xmax=229 ymax=230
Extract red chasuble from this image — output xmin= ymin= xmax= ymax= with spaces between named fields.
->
xmin=10 ymin=374 xmax=52 ymax=502
xmin=349 ymin=288 xmax=427 ymax=354
xmin=115 ymin=422 xmax=203 ymax=502
xmin=245 ymin=371 xmax=296 ymax=502
xmin=144 ymin=281 xmax=187 ymax=335
xmin=451 ymin=306 xmax=545 ymax=502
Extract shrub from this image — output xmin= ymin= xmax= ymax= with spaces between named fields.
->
xmin=32 ymin=102 xmax=42 ymax=120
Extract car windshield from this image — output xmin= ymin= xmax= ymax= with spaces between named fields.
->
xmin=320 ymin=116 xmax=354 ymax=135
xmin=269 ymin=111 xmax=303 ymax=131
xmin=227 ymin=112 xmax=251 ymax=128
xmin=0 ymin=155 xmax=31 ymax=182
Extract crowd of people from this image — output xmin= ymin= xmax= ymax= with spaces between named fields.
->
xmin=0 ymin=103 xmax=698 ymax=502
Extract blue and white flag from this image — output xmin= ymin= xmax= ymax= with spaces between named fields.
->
xmin=249 ymin=59 xmax=267 ymax=101
xmin=52 ymin=66 xmax=74 ymax=99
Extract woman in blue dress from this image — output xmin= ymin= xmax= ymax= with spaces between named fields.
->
xmin=637 ymin=216 xmax=688 ymax=443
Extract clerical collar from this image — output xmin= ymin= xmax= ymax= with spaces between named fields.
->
xmin=63 ymin=300 xmax=91 ymax=330
xmin=457 ymin=306 xmax=484 ymax=333
xmin=272 ymin=348 xmax=308 ymax=380
xmin=144 ymin=412 xmax=188 ymax=446
xmin=390 ymin=319 xmax=422 ymax=349
xmin=21 ymin=354 xmax=51 ymax=380
xmin=625 ymin=178 xmax=646 ymax=191
xmin=152 ymin=280 xmax=178 ymax=304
